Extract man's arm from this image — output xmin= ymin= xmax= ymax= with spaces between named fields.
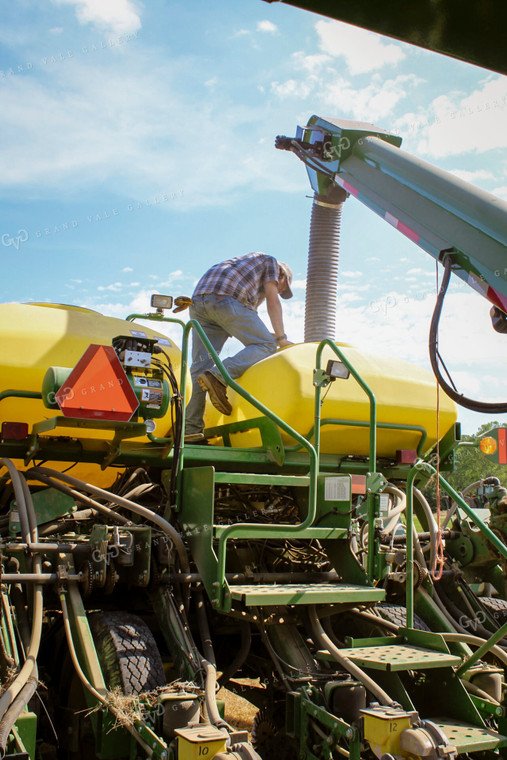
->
xmin=264 ymin=280 xmax=291 ymax=347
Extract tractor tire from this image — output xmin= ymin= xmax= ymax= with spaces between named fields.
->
xmin=377 ymin=603 xmax=431 ymax=631
xmin=479 ymin=596 xmax=507 ymax=625
xmin=58 ymin=612 xmax=165 ymax=760
xmin=87 ymin=611 xmax=166 ymax=695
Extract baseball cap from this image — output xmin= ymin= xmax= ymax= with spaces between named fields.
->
xmin=278 ymin=261 xmax=293 ymax=299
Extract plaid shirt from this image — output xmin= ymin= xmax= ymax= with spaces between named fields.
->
xmin=192 ymin=252 xmax=279 ymax=311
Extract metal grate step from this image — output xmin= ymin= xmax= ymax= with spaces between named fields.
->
xmin=434 ymin=718 xmax=507 ymax=753
xmin=317 ymin=644 xmax=462 ymax=671
xmin=229 ymin=582 xmax=385 ymax=607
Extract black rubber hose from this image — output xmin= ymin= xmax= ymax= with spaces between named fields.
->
xmin=429 ymin=256 xmax=507 ymax=413
xmin=218 ymin=622 xmax=252 ymax=686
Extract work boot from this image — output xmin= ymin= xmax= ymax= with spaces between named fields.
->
xmin=184 ymin=432 xmax=206 ymax=443
xmin=197 ymin=371 xmax=232 ymax=415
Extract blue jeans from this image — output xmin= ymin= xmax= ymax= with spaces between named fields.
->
xmin=185 ymin=294 xmax=277 ymax=434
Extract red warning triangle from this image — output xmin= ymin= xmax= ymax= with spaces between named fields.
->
xmin=55 ymin=344 xmax=139 ymax=421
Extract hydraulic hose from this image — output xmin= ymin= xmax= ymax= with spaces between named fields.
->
xmin=429 ymin=256 xmax=507 ymax=413
xmin=200 ymin=660 xmax=231 ymax=730
xmin=413 ymin=487 xmax=439 ymax=570
xmin=0 ymin=465 xmax=44 ymax=724
xmin=0 ymin=676 xmax=38 ymax=759
xmin=381 ymin=486 xmax=406 ymax=536
xmin=218 ymin=622 xmax=252 ymax=686
xmin=27 ymin=471 xmax=131 ymax=526
xmin=462 ymin=678 xmax=500 ymax=705
xmin=195 ymin=591 xmax=215 ymax=667
xmin=28 ymin=467 xmax=190 ymax=574
xmin=0 ymin=460 xmax=30 ymax=545
xmin=418 ymin=587 xmax=472 ymax=636
xmin=349 ymin=608 xmax=399 ymax=634
xmin=442 ymin=481 xmax=481 ymax=529
xmin=308 ymin=606 xmax=395 ymax=706
xmin=304 ymin=187 xmax=347 ymax=342
xmin=440 ymin=632 xmax=507 ymax=669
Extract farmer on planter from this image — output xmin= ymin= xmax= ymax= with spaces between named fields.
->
xmin=184 ymin=252 xmax=293 ymax=441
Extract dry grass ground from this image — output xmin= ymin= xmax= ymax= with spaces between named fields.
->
xmin=217 ymin=681 xmax=259 ymax=733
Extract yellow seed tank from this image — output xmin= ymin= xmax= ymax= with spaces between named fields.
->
xmin=0 ymin=302 xmax=184 ymax=486
xmin=203 ymin=342 xmax=458 ymax=457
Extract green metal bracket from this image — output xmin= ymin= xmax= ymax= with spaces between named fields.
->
xmin=313 ymin=368 xmax=331 ymax=388
xmin=63 ymin=577 xmax=108 ymax=694
xmin=9 ymin=487 xmax=75 ymax=536
xmin=9 ymin=713 xmax=37 ymax=760
xmin=25 ymin=416 xmax=149 ymax=467
xmin=291 ymin=685 xmax=361 ymax=760
xmin=204 ymin=416 xmax=285 ymax=466
xmin=418 ymin=422 xmax=461 ymax=480
xmin=179 ymin=466 xmax=223 ymax=608
xmin=134 ymin=719 xmax=168 ymax=759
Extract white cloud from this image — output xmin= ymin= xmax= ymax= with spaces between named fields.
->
xmin=97 ymin=281 xmax=123 ymax=291
xmin=257 ymin=20 xmax=277 ymax=34
xmin=122 ymin=266 xmax=133 ymax=272
xmin=323 ymin=73 xmax=421 ymax=121
xmin=0 ymin=53 xmax=304 ymax=206
xmin=315 ymin=19 xmax=405 ymax=74
xmin=492 ymin=185 xmax=507 ymax=200
xmin=271 ymin=77 xmax=314 ymax=99
xmin=292 ymin=52 xmax=331 ymax=72
xmin=53 ymin=0 xmax=142 ymax=35
xmin=416 ymin=76 xmax=507 ymax=158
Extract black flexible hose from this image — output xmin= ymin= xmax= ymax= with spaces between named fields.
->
xmin=429 ymin=256 xmax=507 ymax=413
xmin=218 ymin=622 xmax=252 ymax=686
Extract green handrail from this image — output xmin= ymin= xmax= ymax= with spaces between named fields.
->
xmin=179 ymin=320 xmax=319 ymax=601
xmin=314 ymin=341 xmax=377 ymax=471
xmin=405 ymin=460 xmax=507 ymax=630
xmin=0 ymin=390 xmax=42 ymax=403
xmin=126 ymin=312 xmax=319 ymax=604
xmin=315 ymin=341 xmax=378 ymax=580
xmin=285 ymin=418 xmax=427 ymax=457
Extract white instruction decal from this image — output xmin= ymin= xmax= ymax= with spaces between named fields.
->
xmin=324 ymin=477 xmax=350 ymax=501
xmin=379 ymin=493 xmax=390 ymax=515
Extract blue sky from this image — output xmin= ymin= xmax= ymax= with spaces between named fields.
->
xmin=1 ymin=0 xmax=506 ymax=435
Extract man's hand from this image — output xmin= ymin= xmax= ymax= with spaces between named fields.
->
xmin=265 ymin=280 xmax=287 ymax=343
xmin=277 ymin=337 xmax=293 ymax=348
